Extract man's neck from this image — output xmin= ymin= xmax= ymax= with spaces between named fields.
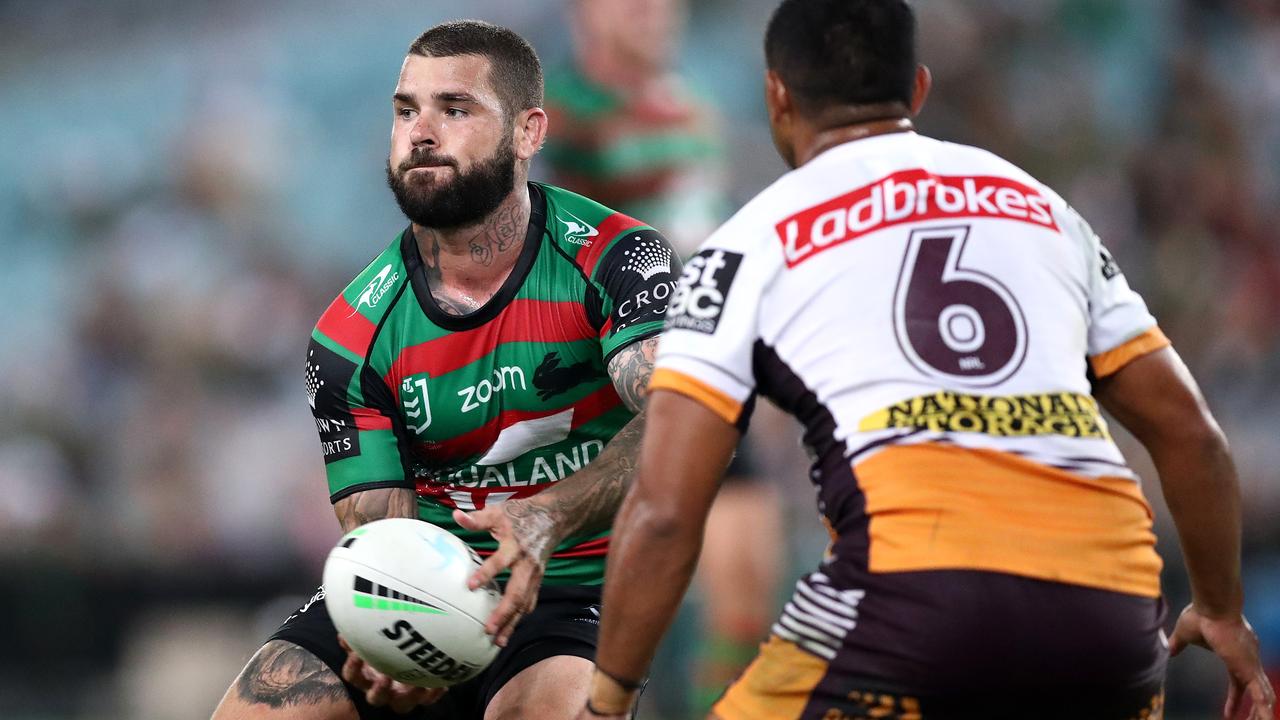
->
xmin=794 ymin=107 xmax=915 ymax=167
xmin=576 ymin=49 xmax=662 ymax=93
xmin=412 ymin=184 xmax=531 ymax=312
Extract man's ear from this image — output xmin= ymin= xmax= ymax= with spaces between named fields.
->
xmin=515 ymin=107 xmax=549 ymax=161
xmin=764 ymin=69 xmax=792 ymax=127
xmin=909 ymin=65 xmax=932 ymax=117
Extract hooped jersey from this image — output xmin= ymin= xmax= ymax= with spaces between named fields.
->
xmin=652 ymin=133 xmax=1170 ymax=600
xmin=306 ymin=182 xmax=680 ymax=584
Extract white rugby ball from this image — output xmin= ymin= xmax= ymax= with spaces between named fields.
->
xmin=322 ymin=518 xmax=501 ymax=688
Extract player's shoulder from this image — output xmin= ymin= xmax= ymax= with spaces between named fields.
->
xmin=536 ymin=182 xmax=668 ymax=277
xmin=311 ymin=229 xmax=411 ymax=359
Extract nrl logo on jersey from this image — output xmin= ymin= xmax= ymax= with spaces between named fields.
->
xmin=558 ymin=210 xmax=598 ymax=246
xmin=401 ymin=376 xmax=433 ymax=434
xmin=350 ymin=264 xmax=399 ymax=316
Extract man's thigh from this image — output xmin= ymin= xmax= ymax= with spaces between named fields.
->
xmin=211 ymin=640 xmax=358 ymax=720
xmin=484 ymin=655 xmax=594 ymax=720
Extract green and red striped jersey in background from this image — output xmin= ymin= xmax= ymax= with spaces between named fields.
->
xmin=305 ymin=183 xmax=681 ymax=585
xmin=542 ymin=66 xmax=728 ymax=258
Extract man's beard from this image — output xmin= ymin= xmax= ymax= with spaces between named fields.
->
xmin=386 ymin=139 xmax=516 ymax=230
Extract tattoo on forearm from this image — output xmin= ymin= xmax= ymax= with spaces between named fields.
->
xmin=607 ymin=336 xmax=660 ymax=413
xmin=534 ymin=411 xmax=645 ymax=541
xmin=236 ymin=640 xmax=347 ymax=708
xmin=334 ymin=487 xmax=416 ymax=533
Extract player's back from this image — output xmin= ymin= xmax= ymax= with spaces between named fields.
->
xmin=654 ymin=131 xmax=1170 ymax=700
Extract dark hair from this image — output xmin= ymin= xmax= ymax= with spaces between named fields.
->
xmin=764 ymin=0 xmax=916 ymax=113
xmin=408 ymin=20 xmax=544 ymax=121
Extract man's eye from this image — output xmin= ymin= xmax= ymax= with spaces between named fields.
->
xmin=445 ymin=108 xmax=468 ymax=119
xmin=397 ymin=108 xmax=416 ymax=119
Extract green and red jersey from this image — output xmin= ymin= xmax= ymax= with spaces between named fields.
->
xmin=542 ymin=66 xmax=728 ymax=257
xmin=305 ymin=183 xmax=680 ymax=584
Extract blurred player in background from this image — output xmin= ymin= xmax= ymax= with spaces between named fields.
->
xmin=581 ymin=1 xmax=1276 ymax=719
xmin=542 ymin=0 xmax=784 ymax=713
xmin=210 ymin=20 xmax=682 ymax=720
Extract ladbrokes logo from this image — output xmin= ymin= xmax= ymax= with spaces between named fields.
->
xmin=859 ymin=390 xmax=1109 ymax=439
xmin=776 ymin=169 xmax=1060 ymax=268
xmin=667 ymin=248 xmax=743 ymax=335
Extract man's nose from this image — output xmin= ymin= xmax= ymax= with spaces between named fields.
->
xmin=409 ymin=115 xmax=438 ymax=146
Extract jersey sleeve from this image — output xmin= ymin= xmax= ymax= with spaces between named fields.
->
xmin=650 ymin=239 xmax=771 ymax=427
xmin=1071 ymin=209 xmax=1171 ymax=377
xmin=306 ymin=333 xmax=412 ymax=503
xmin=591 ymin=227 xmax=683 ymax=363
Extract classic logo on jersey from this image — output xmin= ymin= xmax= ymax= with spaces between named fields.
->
xmin=620 ymin=234 xmax=673 ymax=280
xmin=307 ymin=338 xmax=361 ymax=462
xmin=667 ymin=248 xmax=743 ymax=334
xmin=401 ymin=376 xmax=433 ymax=434
xmin=858 ymin=390 xmax=1110 ymax=439
xmin=350 ymin=264 xmax=400 ymax=315
xmin=534 ymin=351 xmax=603 ymax=400
xmin=458 ymin=366 xmax=527 ymax=413
xmin=559 ymin=210 xmax=599 ymax=246
xmin=776 ymin=169 xmax=1060 ymax=268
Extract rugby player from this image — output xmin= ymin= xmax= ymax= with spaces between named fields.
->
xmin=210 ymin=20 xmax=680 ymax=720
xmin=543 ymin=0 xmax=784 ymax=711
xmin=580 ymin=1 xmax=1276 ymax=719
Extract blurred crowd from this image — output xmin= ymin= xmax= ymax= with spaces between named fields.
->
xmin=1 ymin=1 xmax=1277 ymax=718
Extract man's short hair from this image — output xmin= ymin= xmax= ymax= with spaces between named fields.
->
xmin=408 ymin=20 xmax=544 ymax=121
xmin=764 ymin=0 xmax=916 ymax=113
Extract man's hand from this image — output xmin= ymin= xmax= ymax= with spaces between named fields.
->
xmin=453 ymin=500 xmax=558 ymax=647
xmin=1168 ymin=605 xmax=1275 ymax=719
xmin=338 ymin=635 xmax=446 ymax=713
xmin=572 ymin=704 xmax=626 ymax=720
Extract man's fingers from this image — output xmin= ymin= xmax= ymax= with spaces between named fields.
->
xmin=387 ymin=682 xmax=431 ymax=714
xmin=1247 ymin=673 xmax=1276 ymax=720
xmin=469 ymin=542 xmax=519 ymax=590
xmin=366 ymin=673 xmax=392 ymax=707
xmin=488 ymin=564 xmax=541 ymax=646
xmin=1224 ymin=676 xmax=1241 ymax=720
xmin=453 ymin=508 xmax=493 ymax=532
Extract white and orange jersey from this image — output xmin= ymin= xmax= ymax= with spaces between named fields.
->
xmin=652 ymin=132 xmax=1169 ymax=599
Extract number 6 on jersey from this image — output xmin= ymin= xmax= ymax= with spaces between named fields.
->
xmin=892 ymin=226 xmax=1028 ymax=386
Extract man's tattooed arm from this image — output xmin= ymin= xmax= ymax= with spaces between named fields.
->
xmin=333 ymin=487 xmax=417 ymax=533
xmin=607 ymin=336 xmax=659 ymax=413
xmin=235 ymin=640 xmax=348 ymax=709
xmin=510 ymin=337 xmax=658 ymax=543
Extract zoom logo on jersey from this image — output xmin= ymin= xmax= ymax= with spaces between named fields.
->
xmin=307 ymin=338 xmax=361 ymax=462
xmin=350 ymin=264 xmax=399 ymax=315
xmin=667 ymin=249 xmax=743 ymax=335
xmin=458 ymin=366 xmax=527 ymax=413
xmin=776 ymin=169 xmax=1060 ymax=268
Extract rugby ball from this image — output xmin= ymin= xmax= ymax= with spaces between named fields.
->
xmin=323 ymin=518 xmax=501 ymax=688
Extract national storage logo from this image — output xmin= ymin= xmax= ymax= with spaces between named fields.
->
xmin=859 ymin=390 xmax=1110 ymax=439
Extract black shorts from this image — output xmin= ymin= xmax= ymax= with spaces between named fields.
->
xmin=268 ymin=584 xmax=602 ymax=720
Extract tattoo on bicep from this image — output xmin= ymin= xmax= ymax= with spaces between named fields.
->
xmin=607 ymin=336 xmax=660 ymax=412
xmin=334 ymin=487 xmax=416 ymax=533
xmin=235 ymin=640 xmax=348 ymax=708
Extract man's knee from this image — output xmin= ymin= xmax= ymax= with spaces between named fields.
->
xmin=484 ymin=655 xmax=593 ymax=720
xmin=211 ymin=640 xmax=357 ymax=720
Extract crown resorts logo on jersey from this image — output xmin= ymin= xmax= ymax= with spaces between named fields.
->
xmin=558 ymin=210 xmax=599 ymax=246
xmin=350 ymin=264 xmax=400 ymax=316
xmin=776 ymin=169 xmax=1061 ymax=268
xmin=667 ymin=248 xmax=743 ymax=334
xmin=621 ymin=234 xmax=673 ymax=281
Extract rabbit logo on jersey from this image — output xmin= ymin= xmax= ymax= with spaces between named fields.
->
xmin=667 ymin=249 xmax=743 ymax=334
